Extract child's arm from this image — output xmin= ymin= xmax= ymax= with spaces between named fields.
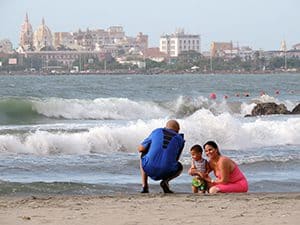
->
xmin=196 ymin=171 xmax=206 ymax=179
xmin=188 ymin=160 xmax=196 ymax=175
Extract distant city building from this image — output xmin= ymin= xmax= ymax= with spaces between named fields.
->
xmin=141 ymin=47 xmax=167 ymax=62
xmin=210 ymin=41 xmax=233 ymax=57
xmin=19 ymin=13 xmax=34 ymax=51
xmin=262 ymin=40 xmax=300 ymax=61
xmin=22 ymin=50 xmax=105 ymax=69
xmin=107 ymin=26 xmax=125 ymax=42
xmin=17 ymin=14 xmax=149 ymax=56
xmin=263 ymin=49 xmax=300 ymax=60
xmin=33 ymin=18 xmax=54 ymax=51
xmin=292 ymin=43 xmax=300 ymax=50
xmin=210 ymin=41 xmax=254 ymax=60
xmin=136 ymin=32 xmax=148 ymax=50
xmin=0 ymin=39 xmax=13 ymax=53
xmin=238 ymin=46 xmax=254 ymax=61
xmin=53 ymin=32 xmax=76 ymax=50
xmin=54 ymin=27 xmax=148 ymax=53
xmin=160 ymin=29 xmax=201 ymax=57
xmin=72 ymin=28 xmax=94 ymax=51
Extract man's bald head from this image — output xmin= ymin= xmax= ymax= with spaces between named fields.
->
xmin=166 ymin=120 xmax=180 ymax=133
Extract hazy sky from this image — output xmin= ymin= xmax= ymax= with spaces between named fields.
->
xmin=1 ymin=0 xmax=299 ymax=51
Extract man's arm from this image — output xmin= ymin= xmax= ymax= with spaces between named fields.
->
xmin=138 ymin=145 xmax=146 ymax=153
xmin=138 ymin=136 xmax=151 ymax=155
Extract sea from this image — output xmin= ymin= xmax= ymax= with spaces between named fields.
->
xmin=0 ymin=73 xmax=299 ymax=195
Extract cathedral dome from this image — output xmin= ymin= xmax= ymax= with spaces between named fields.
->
xmin=34 ymin=18 xmax=53 ymax=51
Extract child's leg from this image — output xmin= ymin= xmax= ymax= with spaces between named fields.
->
xmin=192 ymin=185 xmax=198 ymax=193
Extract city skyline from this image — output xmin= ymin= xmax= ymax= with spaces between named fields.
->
xmin=1 ymin=0 xmax=300 ymax=51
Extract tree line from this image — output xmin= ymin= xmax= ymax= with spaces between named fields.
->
xmin=1 ymin=50 xmax=300 ymax=74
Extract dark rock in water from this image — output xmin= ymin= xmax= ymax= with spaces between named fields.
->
xmin=251 ymin=102 xmax=290 ymax=116
xmin=291 ymin=103 xmax=300 ymax=114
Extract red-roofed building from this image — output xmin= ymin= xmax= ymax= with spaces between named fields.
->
xmin=141 ymin=48 xmax=168 ymax=62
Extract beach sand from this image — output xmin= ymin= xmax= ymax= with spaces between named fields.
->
xmin=0 ymin=193 xmax=299 ymax=225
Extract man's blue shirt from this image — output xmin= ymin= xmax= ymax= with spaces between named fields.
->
xmin=141 ymin=128 xmax=185 ymax=180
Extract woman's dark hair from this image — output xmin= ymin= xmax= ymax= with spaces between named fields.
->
xmin=190 ymin=144 xmax=203 ymax=153
xmin=203 ymin=141 xmax=221 ymax=155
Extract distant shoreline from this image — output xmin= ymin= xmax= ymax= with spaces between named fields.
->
xmin=0 ymin=70 xmax=299 ymax=76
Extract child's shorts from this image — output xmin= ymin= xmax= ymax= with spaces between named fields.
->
xmin=192 ymin=177 xmax=207 ymax=191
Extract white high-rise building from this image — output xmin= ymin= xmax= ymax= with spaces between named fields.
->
xmin=160 ymin=29 xmax=200 ymax=57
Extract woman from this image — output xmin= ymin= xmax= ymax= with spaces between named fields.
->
xmin=204 ymin=141 xmax=248 ymax=193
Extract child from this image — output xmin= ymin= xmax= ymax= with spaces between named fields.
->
xmin=188 ymin=144 xmax=209 ymax=193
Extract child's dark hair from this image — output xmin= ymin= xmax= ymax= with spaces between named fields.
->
xmin=190 ymin=144 xmax=203 ymax=153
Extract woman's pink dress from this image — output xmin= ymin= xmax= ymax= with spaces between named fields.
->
xmin=214 ymin=164 xmax=248 ymax=193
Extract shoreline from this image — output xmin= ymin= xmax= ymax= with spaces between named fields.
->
xmin=0 ymin=70 xmax=299 ymax=76
xmin=0 ymin=192 xmax=299 ymax=225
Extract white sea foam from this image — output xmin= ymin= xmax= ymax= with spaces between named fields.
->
xmin=240 ymin=102 xmax=256 ymax=115
xmin=183 ymin=109 xmax=300 ymax=150
xmin=0 ymin=112 xmax=299 ymax=155
xmin=252 ymin=94 xmax=299 ymax=111
xmin=32 ymin=97 xmax=169 ymax=120
xmin=3 ymin=96 xmax=295 ymax=122
xmin=254 ymin=94 xmax=278 ymax=103
xmin=171 ymin=96 xmax=244 ymax=116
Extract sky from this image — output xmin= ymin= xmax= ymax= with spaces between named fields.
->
xmin=0 ymin=0 xmax=300 ymax=51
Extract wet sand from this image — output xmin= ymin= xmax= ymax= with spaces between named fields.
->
xmin=0 ymin=193 xmax=299 ymax=225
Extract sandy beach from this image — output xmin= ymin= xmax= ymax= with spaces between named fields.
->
xmin=0 ymin=193 xmax=299 ymax=225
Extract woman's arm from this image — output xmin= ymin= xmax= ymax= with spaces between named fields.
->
xmin=206 ymin=160 xmax=212 ymax=174
xmin=215 ymin=157 xmax=232 ymax=183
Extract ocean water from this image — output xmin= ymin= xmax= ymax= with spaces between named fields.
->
xmin=0 ymin=73 xmax=299 ymax=195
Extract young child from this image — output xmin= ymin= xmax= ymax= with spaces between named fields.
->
xmin=188 ymin=144 xmax=209 ymax=193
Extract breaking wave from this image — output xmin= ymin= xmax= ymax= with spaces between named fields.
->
xmin=0 ymin=95 xmax=298 ymax=123
xmin=0 ymin=112 xmax=299 ymax=155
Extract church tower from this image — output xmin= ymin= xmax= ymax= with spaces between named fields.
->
xmin=280 ymin=40 xmax=287 ymax=52
xmin=19 ymin=13 xmax=34 ymax=51
xmin=34 ymin=18 xmax=53 ymax=51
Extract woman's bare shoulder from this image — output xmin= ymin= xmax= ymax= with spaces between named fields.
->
xmin=219 ymin=156 xmax=234 ymax=164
